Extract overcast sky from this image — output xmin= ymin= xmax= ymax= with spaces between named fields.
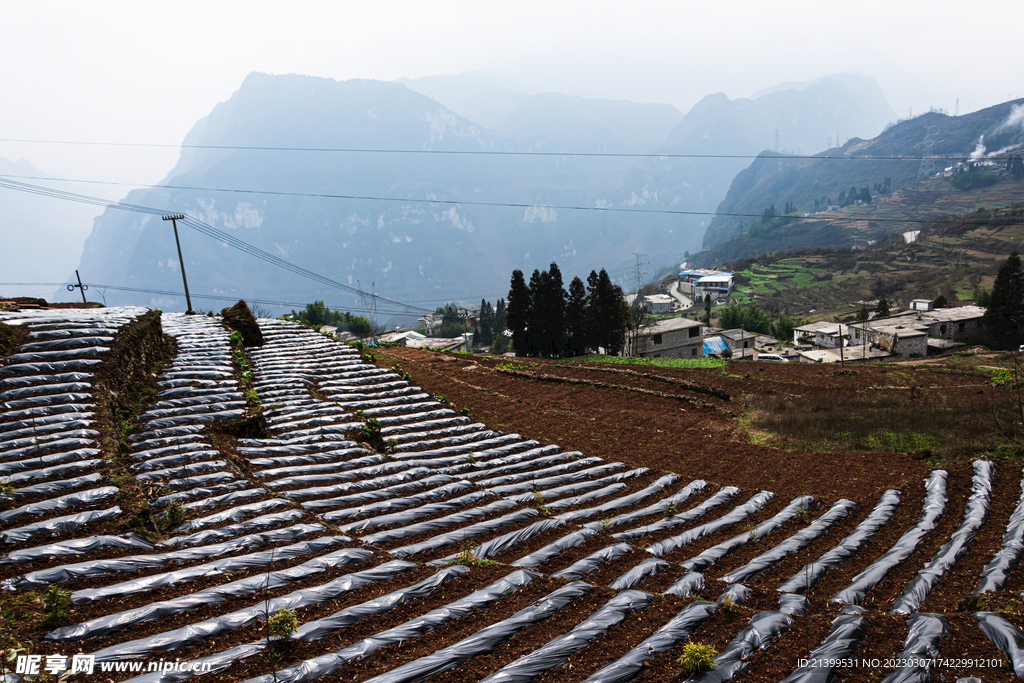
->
xmin=1 ymin=0 xmax=1021 ymax=187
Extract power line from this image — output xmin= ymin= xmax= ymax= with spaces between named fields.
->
xmin=0 ymin=136 xmax=1017 ymax=162
xmin=1 ymin=173 xmax=1018 ymax=227
xmin=0 ymin=177 xmax=432 ymax=314
xmin=0 ymin=282 xmax=422 ymax=316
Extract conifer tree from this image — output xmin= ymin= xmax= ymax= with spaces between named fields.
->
xmin=507 ymin=270 xmax=530 ymax=356
xmin=565 ymin=276 xmax=588 ymax=357
xmin=984 ymin=251 xmax=1024 ymax=350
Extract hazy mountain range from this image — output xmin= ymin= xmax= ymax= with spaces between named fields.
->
xmin=26 ymin=71 xmax=896 ymax=317
xmin=697 ymin=97 xmax=1024 ymax=263
xmin=0 ymin=157 xmax=101 ymax=291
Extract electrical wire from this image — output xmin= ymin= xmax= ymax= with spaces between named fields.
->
xmin=0 ymin=282 xmax=423 ymax=317
xmin=0 ymin=177 xmax=432 ymax=314
xmin=0 ymin=136 xmax=1017 ymax=162
xmin=1 ymin=173 xmax=1019 ymax=227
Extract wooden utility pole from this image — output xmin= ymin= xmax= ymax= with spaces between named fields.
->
xmin=162 ymin=213 xmax=194 ymax=314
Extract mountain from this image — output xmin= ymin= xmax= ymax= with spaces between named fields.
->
xmin=490 ymin=92 xmax=683 ymax=154
xmin=396 ymin=72 xmax=533 ymax=130
xmin=694 ymin=97 xmax=1024 ymax=265
xmin=0 ymin=157 xmax=103 ymax=296
xmin=581 ymin=73 xmax=897 ymax=265
xmin=74 ymin=72 xmax=898 ymax=319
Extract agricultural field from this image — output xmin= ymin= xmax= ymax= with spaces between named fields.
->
xmin=3 ymin=305 xmax=1024 ymax=682
xmin=721 ymin=203 xmax=1024 ymax=322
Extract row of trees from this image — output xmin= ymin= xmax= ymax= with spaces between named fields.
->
xmin=290 ymin=301 xmax=375 ymax=337
xmin=717 ymin=303 xmax=797 ymax=341
xmin=985 ymin=251 xmax=1024 ymax=350
xmin=476 ymin=298 xmax=507 ymax=348
xmin=507 ymin=263 xmax=628 ymax=357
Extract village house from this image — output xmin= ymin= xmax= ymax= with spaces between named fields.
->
xmin=678 ymin=269 xmax=734 ymax=301
xmin=793 ymin=321 xmax=849 ymax=349
xmin=643 ymin=294 xmax=675 ymax=313
xmin=848 ymin=304 xmax=986 ymax=357
xmin=632 ymin=317 xmax=705 ymax=359
xmin=719 ymin=328 xmax=757 ymax=359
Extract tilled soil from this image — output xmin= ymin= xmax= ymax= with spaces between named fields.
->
xmin=5 ymin=316 xmax=1024 ymax=683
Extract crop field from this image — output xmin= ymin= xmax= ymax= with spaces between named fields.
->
xmin=3 ymin=306 xmax=1024 ymax=682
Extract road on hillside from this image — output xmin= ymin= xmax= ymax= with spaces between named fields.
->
xmin=669 ymin=280 xmax=692 ymax=309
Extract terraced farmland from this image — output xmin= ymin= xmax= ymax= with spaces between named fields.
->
xmin=3 ymin=307 xmax=1024 ymax=682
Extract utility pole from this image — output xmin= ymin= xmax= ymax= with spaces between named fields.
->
xmin=774 ymin=129 xmax=780 ymax=153
xmin=162 ymin=213 xmax=194 ymax=314
xmin=67 ymin=270 xmax=88 ymax=304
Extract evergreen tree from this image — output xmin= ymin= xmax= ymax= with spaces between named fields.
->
xmin=704 ymin=294 xmax=712 ymax=325
xmin=494 ymin=298 xmax=507 ymax=337
xmin=984 ymin=251 xmax=1024 ymax=350
xmin=592 ymin=269 xmax=627 ymax=355
xmin=876 ymin=297 xmax=890 ymax=318
xmin=437 ymin=303 xmax=468 ymax=338
xmin=477 ymin=299 xmax=494 ymax=347
xmin=565 ymin=276 xmax=588 ymax=357
xmin=771 ymin=314 xmax=796 ymax=341
xmin=544 ymin=262 xmax=567 ymax=356
xmin=585 ymin=270 xmax=601 ymax=352
xmin=506 ymin=270 xmax=530 ymax=356
xmin=527 ymin=269 xmax=546 ymax=356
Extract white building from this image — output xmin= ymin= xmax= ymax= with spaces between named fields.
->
xmin=643 ymin=294 xmax=676 ymax=313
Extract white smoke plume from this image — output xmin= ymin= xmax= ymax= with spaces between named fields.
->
xmin=969 ymin=135 xmax=986 ymax=160
xmin=997 ymin=104 xmax=1024 ymax=132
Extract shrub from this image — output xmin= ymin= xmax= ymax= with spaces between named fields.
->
xmin=677 ymin=642 xmax=718 ymax=674
xmin=267 ymin=608 xmax=299 ymax=639
xmin=164 ymin=499 xmax=187 ymax=525
xmin=43 ymin=585 xmax=71 ymax=626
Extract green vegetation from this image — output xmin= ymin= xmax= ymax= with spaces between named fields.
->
xmin=42 ymin=586 xmax=71 ymax=627
xmin=678 ymin=642 xmax=718 ymax=674
xmin=163 ymin=499 xmax=187 ymax=525
xmin=267 ymin=608 xmax=299 ymax=639
xmin=289 ymin=300 xmax=374 ymax=337
xmin=584 ymin=355 xmax=725 ymax=369
xmin=983 ymin=252 xmax=1024 ymax=350
xmin=508 ymin=263 xmax=628 ymax=358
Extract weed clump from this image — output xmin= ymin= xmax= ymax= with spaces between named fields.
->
xmin=42 ymin=586 xmax=71 ymax=627
xmin=677 ymin=641 xmax=718 ymax=674
xmin=267 ymin=608 xmax=299 ymax=639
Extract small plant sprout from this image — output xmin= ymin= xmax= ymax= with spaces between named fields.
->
xmin=600 ymin=518 xmax=614 ymax=530
xmin=663 ymin=500 xmax=677 ymax=517
xmin=402 ymin=372 xmax=413 ymax=382
xmin=164 ymin=499 xmax=187 ymax=525
xmin=466 ymin=454 xmax=478 ymax=465
xmin=391 ymin=363 xmax=402 ymax=373
xmin=43 ymin=585 xmax=71 ymax=626
xmin=678 ymin=641 xmax=718 ymax=674
xmin=459 ymin=406 xmax=471 ymax=417
xmin=267 ymin=608 xmax=299 ymax=639
xmin=435 ymin=394 xmax=450 ymax=405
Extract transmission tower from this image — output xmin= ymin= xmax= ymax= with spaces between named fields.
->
xmin=916 ymin=125 xmax=942 ymax=180
xmin=954 ymin=97 xmax=959 ymax=117
xmin=774 ymin=129 xmax=780 ymax=153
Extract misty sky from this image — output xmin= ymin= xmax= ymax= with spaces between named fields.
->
xmin=1 ymin=0 xmax=1020 ymax=188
